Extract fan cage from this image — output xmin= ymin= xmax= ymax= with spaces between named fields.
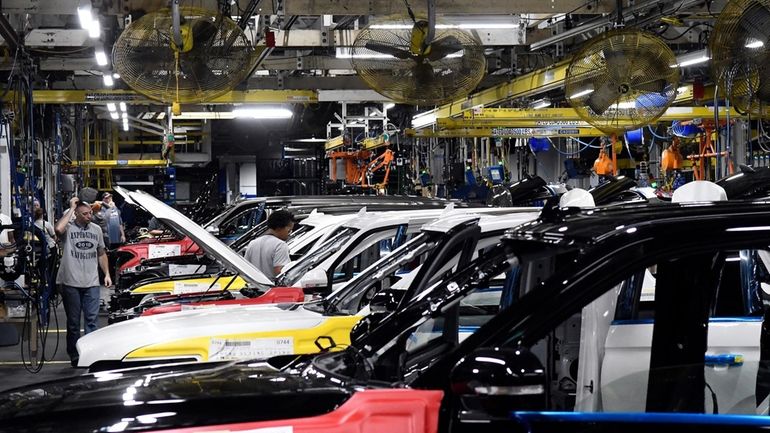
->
xmin=351 ymin=20 xmax=487 ymax=106
xmin=711 ymin=0 xmax=770 ymax=112
xmin=565 ymin=29 xmax=680 ymax=134
xmin=113 ymin=7 xmax=256 ymax=104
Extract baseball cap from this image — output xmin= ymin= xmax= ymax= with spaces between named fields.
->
xmin=102 ymin=192 xmax=112 ymax=199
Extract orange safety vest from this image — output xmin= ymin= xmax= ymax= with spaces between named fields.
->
xmin=593 ymin=149 xmax=614 ymax=175
xmin=661 ymin=145 xmax=683 ymax=171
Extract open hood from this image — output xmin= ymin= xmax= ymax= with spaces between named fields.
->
xmin=126 ymin=190 xmax=273 ymax=287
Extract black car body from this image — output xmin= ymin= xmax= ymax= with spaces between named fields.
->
xmin=6 ymin=200 xmax=770 ymax=432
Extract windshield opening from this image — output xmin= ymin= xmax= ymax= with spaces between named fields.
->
xmin=325 ymin=233 xmax=435 ymax=315
xmin=276 ymin=227 xmax=359 ymax=286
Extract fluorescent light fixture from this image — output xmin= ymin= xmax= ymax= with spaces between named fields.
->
xmin=412 ymin=112 xmax=437 ymax=128
xmin=103 ymin=74 xmax=113 ymax=86
xmin=109 ymin=111 xmax=119 ymax=120
xmin=95 ymin=50 xmax=108 ymax=66
xmin=77 ymin=6 xmax=92 ymax=30
xmin=670 ymin=49 xmax=710 ymax=68
xmin=529 ymin=98 xmax=551 ymax=109
xmin=119 ymin=102 xmax=126 ymax=111
xmin=121 ymin=112 xmax=127 ymax=119
xmin=88 ymin=18 xmax=100 ymax=38
xmin=122 ymin=118 xmax=129 ymax=131
xmin=384 ymin=103 xmax=395 ymax=110
xmin=232 ymin=107 xmax=293 ymax=119
xmin=335 ymin=47 xmax=394 ymax=59
xmin=612 ymin=101 xmax=636 ymax=109
xmin=370 ymin=22 xmax=517 ymax=30
xmin=569 ymin=88 xmax=594 ymax=99
xmin=106 ymin=102 xmax=116 ymax=112
xmin=112 ymin=73 xmax=120 ymax=79
xmin=746 ymin=39 xmax=764 ymax=49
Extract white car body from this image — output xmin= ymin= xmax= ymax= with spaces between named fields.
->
xmin=77 ymin=209 xmax=538 ymax=368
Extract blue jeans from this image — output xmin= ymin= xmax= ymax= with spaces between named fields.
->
xmin=61 ymin=285 xmax=100 ymax=361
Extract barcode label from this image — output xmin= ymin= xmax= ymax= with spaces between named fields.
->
xmin=209 ymin=337 xmax=294 ymax=361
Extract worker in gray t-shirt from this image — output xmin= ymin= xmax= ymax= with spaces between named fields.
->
xmin=244 ymin=210 xmax=295 ymax=280
xmin=55 ymin=196 xmax=112 ymax=367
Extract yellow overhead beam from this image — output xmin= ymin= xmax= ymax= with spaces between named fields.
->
xmin=9 ymin=90 xmax=318 ymax=105
xmin=438 ymin=106 xmax=765 ymax=129
xmin=405 ymin=126 xmax=604 ymax=138
xmin=66 ymin=159 xmax=169 ymax=168
xmin=362 ymin=134 xmax=390 ymax=150
xmin=417 ymin=58 xmax=710 ymax=126
xmin=325 ymin=135 xmax=346 ymax=151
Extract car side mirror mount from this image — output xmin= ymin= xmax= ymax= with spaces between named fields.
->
xmin=299 ymin=267 xmax=328 ymax=293
xmin=369 ymin=288 xmax=405 ymax=313
xmin=451 ymin=347 xmax=546 ymax=418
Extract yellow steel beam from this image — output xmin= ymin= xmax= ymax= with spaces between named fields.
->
xmin=66 ymin=159 xmax=168 ymax=168
xmin=405 ymin=126 xmax=604 ymax=138
xmin=325 ymin=135 xmax=346 ymax=151
xmin=362 ymin=134 xmax=390 ymax=150
xmin=439 ymin=106 xmax=766 ymax=129
xmin=415 ymin=57 xmax=710 ymax=126
xmin=10 ymin=90 xmax=318 ymax=105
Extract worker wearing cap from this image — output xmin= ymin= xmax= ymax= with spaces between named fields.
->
xmin=55 ymin=196 xmax=112 ymax=367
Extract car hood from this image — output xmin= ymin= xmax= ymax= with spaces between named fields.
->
xmin=77 ymin=304 xmax=324 ymax=366
xmin=0 ymin=359 xmax=352 ymax=433
xmin=126 ymin=189 xmax=273 ymax=287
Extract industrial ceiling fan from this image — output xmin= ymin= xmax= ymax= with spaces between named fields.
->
xmin=710 ymin=0 xmax=770 ymax=112
xmin=350 ymin=0 xmax=486 ymax=105
xmin=112 ymin=1 xmax=257 ymax=113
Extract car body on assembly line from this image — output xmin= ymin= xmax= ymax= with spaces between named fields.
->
xmin=77 ymin=209 xmax=539 ymax=370
xmin=7 ymin=200 xmax=770 ymax=432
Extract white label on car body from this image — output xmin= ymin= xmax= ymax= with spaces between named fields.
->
xmin=148 ymin=244 xmax=181 ymax=259
xmin=173 ymin=282 xmax=220 ymax=294
xmin=168 ymin=264 xmax=206 ymax=277
xmin=208 ymin=337 xmax=294 ymax=361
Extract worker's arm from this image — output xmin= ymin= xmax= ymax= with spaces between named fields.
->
xmin=98 ymin=247 xmax=112 ymax=287
xmin=55 ymin=197 xmax=78 ymax=236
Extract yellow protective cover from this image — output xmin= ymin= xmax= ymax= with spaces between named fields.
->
xmin=130 ymin=275 xmax=248 ymax=295
xmin=124 ymin=315 xmax=363 ymax=362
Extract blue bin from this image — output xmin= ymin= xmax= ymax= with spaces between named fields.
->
xmin=625 ymin=128 xmax=644 ymax=146
xmin=671 ymin=121 xmax=700 ymax=138
xmin=528 ymin=137 xmax=550 ymax=153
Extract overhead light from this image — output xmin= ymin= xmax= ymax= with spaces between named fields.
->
xmin=746 ymin=39 xmax=764 ymax=49
xmin=232 ymin=107 xmax=293 ymax=119
xmin=77 ymin=6 xmax=92 ymax=30
xmin=106 ymin=102 xmax=116 ymax=112
xmin=569 ymin=88 xmax=594 ymax=99
xmin=670 ymin=49 xmax=710 ymax=68
xmin=88 ymin=18 xmax=100 ymax=38
xmin=529 ymin=98 xmax=551 ymax=109
xmin=612 ymin=101 xmax=636 ymax=109
xmin=122 ymin=118 xmax=129 ymax=131
xmin=119 ymin=102 xmax=127 ymax=111
xmin=95 ymin=49 xmax=108 ymax=66
xmin=109 ymin=112 xmax=119 ymax=120
xmin=103 ymin=74 xmax=113 ymax=86
xmin=121 ymin=112 xmax=127 ymax=119
xmin=370 ymin=19 xmax=517 ymax=30
xmin=412 ymin=112 xmax=437 ymax=128
xmin=112 ymin=73 xmax=120 ymax=79
xmin=384 ymin=103 xmax=395 ymax=110
xmin=335 ymin=47 xmax=393 ymax=59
